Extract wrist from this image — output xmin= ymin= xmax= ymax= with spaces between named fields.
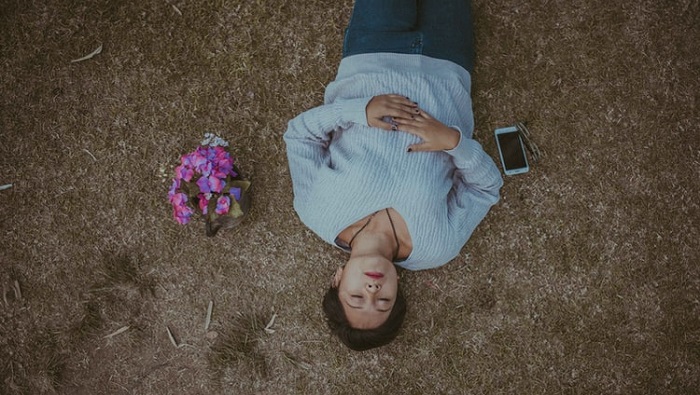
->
xmin=444 ymin=127 xmax=460 ymax=150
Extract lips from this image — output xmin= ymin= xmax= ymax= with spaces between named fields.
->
xmin=365 ymin=272 xmax=384 ymax=279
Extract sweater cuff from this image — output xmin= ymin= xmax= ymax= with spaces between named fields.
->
xmin=337 ymin=97 xmax=373 ymax=126
xmin=444 ymin=129 xmax=483 ymax=169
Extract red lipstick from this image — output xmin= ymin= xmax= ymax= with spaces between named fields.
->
xmin=365 ymin=272 xmax=384 ymax=279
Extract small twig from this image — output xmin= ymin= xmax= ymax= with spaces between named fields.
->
xmin=13 ymin=280 xmax=21 ymax=300
xmin=172 ymin=4 xmax=182 ymax=16
xmin=71 ymin=44 xmax=103 ymax=63
xmin=166 ymin=326 xmax=179 ymax=348
xmin=104 ymin=325 xmax=130 ymax=339
xmin=204 ymin=300 xmax=213 ymax=331
xmin=0 ymin=184 xmax=12 ymax=191
xmin=424 ymin=279 xmax=442 ymax=292
xmin=82 ymin=149 xmax=97 ymax=162
xmin=264 ymin=313 xmax=277 ymax=334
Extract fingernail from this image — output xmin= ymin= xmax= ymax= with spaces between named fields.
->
xmin=407 ymin=148 xmax=413 ymax=152
xmin=391 ymin=125 xmax=397 ymax=131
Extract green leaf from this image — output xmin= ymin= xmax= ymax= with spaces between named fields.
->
xmin=228 ymin=179 xmax=251 ymax=192
xmin=227 ymin=199 xmax=243 ymax=218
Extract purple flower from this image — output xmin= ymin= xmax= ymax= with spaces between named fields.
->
xmin=171 ymin=193 xmax=194 ymax=224
xmin=171 ymin=192 xmax=187 ymax=207
xmin=197 ymin=176 xmax=211 ymax=193
xmin=229 ymin=186 xmax=241 ymax=201
xmin=170 ymin=141 xmax=241 ymax=225
xmin=211 ymin=167 xmax=227 ymax=179
xmin=180 ymin=153 xmax=195 ymax=168
xmin=175 ymin=164 xmax=194 ymax=182
xmin=215 ymin=195 xmax=231 ymax=215
xmin=174 ymin=205 xmax=194 ymax=224
xmin=209 ymin=176 xmax=225 ymax=193
xmin=168 ymin=179 xmax=180 ymax=201
xmin=197 ymin=175 xmax=226 ymax=194
xmin=189 ymin=153 xmax=210 ymax=176
xmin=213 ymin=147 xmax=236 ymax=176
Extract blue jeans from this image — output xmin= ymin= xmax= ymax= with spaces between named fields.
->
xmin=343 ymin=0 xmax=475 ymax=72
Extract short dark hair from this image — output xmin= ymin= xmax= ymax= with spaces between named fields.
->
xmin=322 ymin=286 xmax=407 ymax=351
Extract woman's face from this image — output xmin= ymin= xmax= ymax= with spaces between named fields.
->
xmin=332 ymin=256 xmax=399 ymax=329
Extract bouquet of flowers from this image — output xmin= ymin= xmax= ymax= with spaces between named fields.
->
xmin=168 ymin=133 xmax=251 ymax=236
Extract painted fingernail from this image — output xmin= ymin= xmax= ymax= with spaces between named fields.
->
xmin=407 ymin=148 xmax=413 ymax=152
xmin=391 ymin=125 xmax=397 ymax=131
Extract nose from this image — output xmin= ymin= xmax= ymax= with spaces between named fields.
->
xmin=366 ymin=283 xmax=381 ymax=293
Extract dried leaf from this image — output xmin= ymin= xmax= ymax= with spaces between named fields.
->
xmin=166 ymin=326 xmax=179 ymax=348
xmin=104 ymin=325 xmax=130 ymax=339
xmin=264 ymin=313 xmax=277 ymax=334
xmin=204 ymin=300 xmax=213 ymax=331
xmin=71 ymin=44 xmax=103 ymax=63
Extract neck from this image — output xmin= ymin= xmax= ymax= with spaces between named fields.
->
xmin=349 ymin=227 xmax=396 ymax=261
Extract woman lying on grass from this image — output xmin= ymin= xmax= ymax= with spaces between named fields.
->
xmin=284 ymin=0 xmax=503 ymax=351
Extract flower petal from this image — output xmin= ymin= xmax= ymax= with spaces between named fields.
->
xmin=229 ymin=187 xmax=241 ymax=201
xmin=215 ymin=195 xmax=231 ymax=215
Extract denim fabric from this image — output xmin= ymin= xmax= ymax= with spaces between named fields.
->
xmin=343 ymin=0 xmax=475 ymax=72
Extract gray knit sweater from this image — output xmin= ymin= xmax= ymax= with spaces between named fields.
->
xmin=284 ymin=53 xmax=503 ymax=270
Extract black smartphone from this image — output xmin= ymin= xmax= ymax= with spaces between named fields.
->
xmin=494 ymin=126 xmax=529 ymax=175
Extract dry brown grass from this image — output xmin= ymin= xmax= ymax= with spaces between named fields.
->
xmin=1 ymin=0 xmax=698 ymax=393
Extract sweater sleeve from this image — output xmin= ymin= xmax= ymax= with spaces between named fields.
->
xmin=443 ymin=133 xmax=504 ymax=235
xmin=283 ymin=97 xmax=372 ymax=207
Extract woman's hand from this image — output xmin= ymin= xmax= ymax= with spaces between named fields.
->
xmin=366 ymin=94 xmax=420 ymax=130
xmin=394 ymin=109 xmax=460 ymax=152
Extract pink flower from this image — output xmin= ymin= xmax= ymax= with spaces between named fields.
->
xmin=209 ymin=176 xmax=225 ymax=193
xmin=215 ymin=195 xmax=230 ymax=215
xmin=196 ymin=176 xmax=211 ymax=193
xmin=196 ymin=175 xmax=226 ymax=194
xmin=198 ymin=194 xmax=209 ymax=215
xmin=211 ymin=167 xmax=227 ymax=179
xmin=168 ymin=179 xmax=180 ymax=201
xmin=171 ymin=193 xmax=194 ymax=224
xmin=169 ymin=140 xmax=241 ymax=225
xmin=170 ymin=192 xmax=187 ymax=207
xmin=175 ymin=164 xmax=194 ymax=182
xmin=174 ymin=205 xmax=194 ymax=224
xmin=180 ymin=153 xmax=195 ymax=167
xmin=198 ymin=160 xmax=213 ymax=177
xmin=190 ymin=150 xmax=207 ymax=165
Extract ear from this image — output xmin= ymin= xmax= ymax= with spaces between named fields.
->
xmin=331 ymin=267 xmax=343 ymax=288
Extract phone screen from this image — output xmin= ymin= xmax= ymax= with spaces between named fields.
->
xmin=497 ymin=131 xmax=527 ymax=170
